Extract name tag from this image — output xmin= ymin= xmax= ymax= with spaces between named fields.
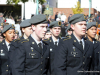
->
xmin=29 ymin=53 xmax=36 ymax=56
xmin=71 ymin=52 xmax=78 ymax=55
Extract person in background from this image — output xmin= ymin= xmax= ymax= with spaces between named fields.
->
xmin=43 ymin=27 xmax=52 ymax=39
xmin=55 ymin=12 xmax=58 ymax=21
xmin=14 ymin=30 xmax=19 ymax=39
xmin=0 ymin=29 xmax=3 ymax=42
xmin=65 ymin=24 xmax=73 ymax=37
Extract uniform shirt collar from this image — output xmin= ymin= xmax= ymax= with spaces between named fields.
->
xmin=73 ymin=34 xmax=85 ymax=49
xmin=31 ymin=34 xmax=43 ymax=46
xmin=52 ymin=37 xmax=59 ymax=45
xmin=5 ymin=40 xmax=10 ymax=51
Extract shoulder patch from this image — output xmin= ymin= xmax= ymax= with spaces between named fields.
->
xmin=63 ymin=36 xmax=71 ymax=41
xmin=43 ymin=38 xmax=50 ymax=41
xmin=20 ymin=39 xmax=29 ymax=43
xmin=14 ymin=38 xmax=21 ymax=42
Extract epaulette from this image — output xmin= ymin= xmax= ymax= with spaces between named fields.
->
xmin=63 ymin=35 xmax=71 ymax=41
xmin=19 ymin=39 xmax=29 ymax=43
xmin=43 ymin=38 xmax=50 ymax=41
xmin=13 ymin=38 xmax=21 ymax=42
xmin=42 ymin=41 xmax=48 ymax=45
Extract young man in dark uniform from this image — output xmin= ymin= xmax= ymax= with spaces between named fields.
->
xmin=55 ymin=14 xmax=94 ymax=75
xmin=12 ymin=14 xmax=50 ymax=75
xmin=44 ymin=21 xmax=63 ymax=75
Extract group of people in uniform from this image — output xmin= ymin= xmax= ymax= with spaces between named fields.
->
xmin=0 ymin=13 xmax=100 ymax=75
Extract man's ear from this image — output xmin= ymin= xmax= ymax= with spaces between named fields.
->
xmin=31 ymin=25 xmax=36 ymax=31
xmin=70 ymin=24 xmax=74 ymax=30
xmin=3 ymin=33 xmax=6 ymax=37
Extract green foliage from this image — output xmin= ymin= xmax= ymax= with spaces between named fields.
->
xmin=6 ymin=0 xmax=46 ymax=4
xmin=72 ymin=1 xmax=83 ymax=14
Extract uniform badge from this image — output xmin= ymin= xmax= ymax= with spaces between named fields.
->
xmin=0 ymin=50 xmax=5 ymax=56
xmin=50 ymin=48 xmax=52 ymax=51
xmin=32 ymin=50 xmax=33 ymax=52
xmin=32 ymin=42 xmax=34 ymax=44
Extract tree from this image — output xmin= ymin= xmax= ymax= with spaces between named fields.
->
xmin=72 ymin=1 xmax=83 ymax=14
xmin=6 ymin=0 xmax=46 ymax=5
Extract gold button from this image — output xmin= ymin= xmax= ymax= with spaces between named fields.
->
xmin=83 ymin=56 xmax=85 ymax=58
xmin=74 ymin=55 xmax=75 ymax=57
xmin=90 ymin=56 xmax=91 ymax=58
xmin=41 ymin=57 xmax=43 ymax=58
xmin=41 ymin=62 xmax=42 ymax=64
xmin=41 ymin=69 xmax=42 ymax=71
xmin=98 ymin=52 xmax=99 ymax=53
xmin=6 ymin=70 xmax=8 ymax=72
xmin=32 ymin=56 xmax=34 ymax=58
xmin=83 ymin=62 xmax=85 ymax=64
xmin=7 ymin=65 xmax=8 ymax=67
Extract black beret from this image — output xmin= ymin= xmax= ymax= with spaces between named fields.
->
xmin=20 ymin=19 xmax=31 ymax=27
xmin=49 ymin=21 xmax=61 ymax=28
xmin=29 ymin=14 xmax=48 ymax=25
xmin=2 ymin=24 xmax=15 ymax=33
xmin=69 ymin=14 xmax=86 ymax=24
xmin=87 ymin=22 xmax=97 ymax=30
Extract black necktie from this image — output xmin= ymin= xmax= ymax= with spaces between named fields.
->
xmin=38 ymin=43 xmax=42 ymax=53
xmin=80 ymin=41 xmax=83 ymax=50
xmin=55 ymin=41 xmax=57 ymax=46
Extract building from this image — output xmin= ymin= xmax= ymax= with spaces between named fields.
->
xmin=0 ymin=0 xmax=58 ymax=20
xmin=58 ymin=0 xmax=100 ymax=12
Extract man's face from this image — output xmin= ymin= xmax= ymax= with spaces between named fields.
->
xmin=3 ymin=29 xmax=15 ymax=43
xmin=0 ymin=26 xmax=3 ymax=30
xmin=32 ymin=24 xmax=48 ymax=39
xmin=44 ymin=32 xmax=52 ymax=39
xmin=87 ymin=26 xmax=97 ymax=39
xmin=22 ymin=26 xmax=32 ymax=37
xmin=50 ymin=27 xmax=61 ymax=37
xmin=71 ymin=21 xmax=87 ymax=37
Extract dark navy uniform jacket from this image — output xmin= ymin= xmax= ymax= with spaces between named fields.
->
xmin=9 ymin=36 xmax=24 ymax=74
xmin=12 ymin=35 xmax=50 ymax=75
xmin=54 ymin=34 xmax=94 ymax=75
xmin=44 ymin=37 xmax=63 ymax=75
xmin=92 ymin=39 xmax=100 ymax=75
xmin=0 ymin=40 xmax=10 ymax=75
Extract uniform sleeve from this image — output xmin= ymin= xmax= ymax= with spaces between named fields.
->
xmin=54 ymin=43 xmax=67 ymax=75
xmin=12 ymin=43 xmax=25 ymax=75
